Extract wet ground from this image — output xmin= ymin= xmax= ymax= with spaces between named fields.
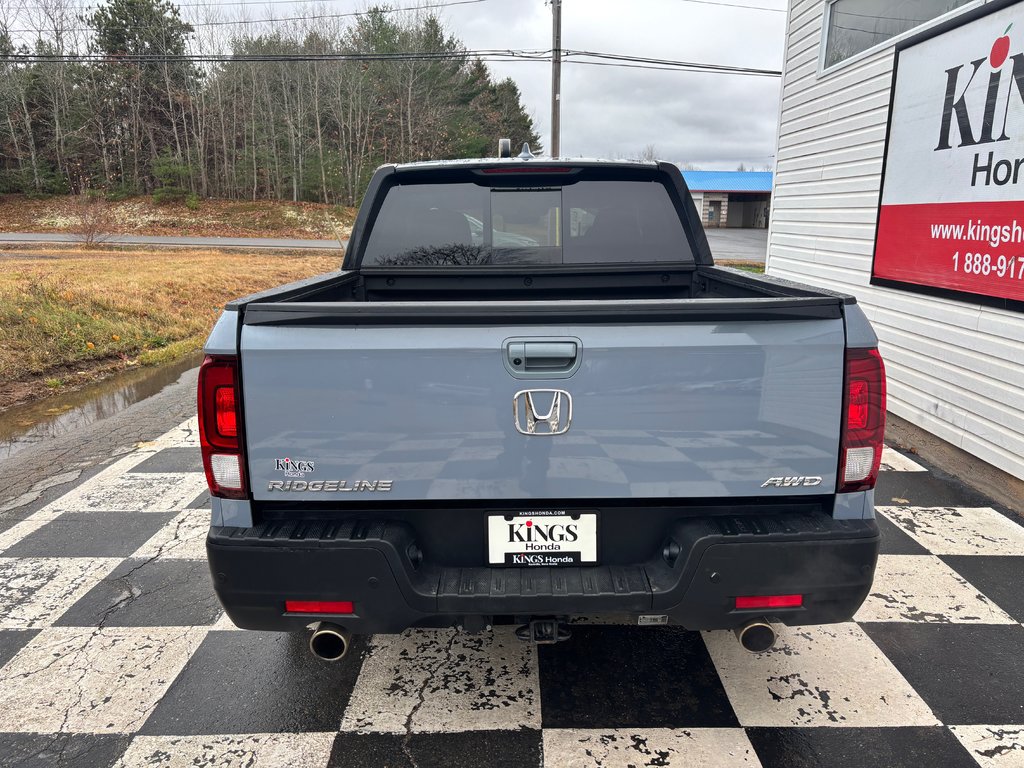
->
xmin=0 ymin=373 xmax=1022 ymax=767
xmin=0 ymin=353 xmax=203 ymax=461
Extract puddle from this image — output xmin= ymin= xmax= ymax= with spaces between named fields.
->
xmin=0 ymin=352 xmax=203 ymax=459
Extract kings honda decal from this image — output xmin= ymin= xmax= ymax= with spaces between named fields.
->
xmin=873 ymin=2 xmax=1024 ymax=307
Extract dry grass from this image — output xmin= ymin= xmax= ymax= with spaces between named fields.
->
xmin=0 ymin=194 xmax=356 ymax=241
xmin=0 ymin=247 xmax=339 ymax=386
xmin=717 ymin=260 xmax=766 ymax=274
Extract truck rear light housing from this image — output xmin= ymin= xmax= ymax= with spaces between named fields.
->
xmin=480 ymin=165 xmax=576 ymax=174
xmin=285 ymin=600 xmax=354 ymax=614
xmin=735 ymin=594 xmax=803 ymax=610
xmin=838 ymin=348 xmax=886 ymax=493
xmin=198 ymin=355 xmax=248 ymax=499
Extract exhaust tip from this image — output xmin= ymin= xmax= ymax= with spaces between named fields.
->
xmin=736 ymin=619 xmax=776 ymax=653
xmin=309 ymin=624 xmax=350 ymax=662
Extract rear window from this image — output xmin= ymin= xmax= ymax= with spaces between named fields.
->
xmin=361 ymin=180 xmax=693 ymax=267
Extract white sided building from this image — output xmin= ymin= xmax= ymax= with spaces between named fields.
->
xmin=768 ymin=0 xmax=1024 ymax=480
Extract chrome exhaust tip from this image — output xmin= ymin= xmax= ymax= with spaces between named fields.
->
xmin=309 ymin=623 xmax=351 ymax=662
xmin=735 ymin=618 xmax=776 ymax=653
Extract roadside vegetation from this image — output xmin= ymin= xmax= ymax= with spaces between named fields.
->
xmin=719 ymin=261 xmax=766 ymax=274
xmin=0 ymin=0 xmax=539 ymax=207
xmin=0 ymin=195 xmax=356 ymax=241
xmin=0 ymin=247 xmax=337 ymax=410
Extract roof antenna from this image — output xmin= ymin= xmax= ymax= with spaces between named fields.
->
xmin=498 ymin=138 xmax=512 ymax=158
xmin=518 ymin=143 xmax=535 ymax=160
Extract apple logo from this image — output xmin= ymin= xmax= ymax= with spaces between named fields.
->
xmin=990 ymin=23 xmax=1013 ymax=68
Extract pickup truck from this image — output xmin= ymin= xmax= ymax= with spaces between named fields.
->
xmin=199 ymin=151 xmax=885 ymax=659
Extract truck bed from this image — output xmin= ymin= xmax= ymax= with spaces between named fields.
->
xmin=232 ymin=264 xmax=853 ymax=325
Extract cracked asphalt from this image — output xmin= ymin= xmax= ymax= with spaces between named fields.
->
xmin=0 ymin=367 xmax=198 ymax=534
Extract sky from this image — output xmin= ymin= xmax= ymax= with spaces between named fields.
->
xmin=4 ymin=0 xmax=789 ymax=169
xmin=443 ymin=0 xmax=788 ymax=168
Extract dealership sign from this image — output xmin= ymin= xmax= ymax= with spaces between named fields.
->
xmin=873 ymin=0 xmax=1024 ymax=308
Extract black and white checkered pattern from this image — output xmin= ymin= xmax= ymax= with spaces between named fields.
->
xmin=1 ymin=422 xmax=1022 ymax=767
xmin=269 ymin=428 xmax=833 ymax=500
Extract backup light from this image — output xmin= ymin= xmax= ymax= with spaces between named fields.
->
xmin=209 ymin=453 xmax=243 ymax=491
xmin=285 ymin=600 xmax=355 ymax=614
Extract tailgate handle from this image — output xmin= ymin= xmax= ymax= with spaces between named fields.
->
xmin=505 ymin=338 xmax=581 ymax=379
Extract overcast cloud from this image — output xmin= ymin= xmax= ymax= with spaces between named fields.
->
xmin=446 ymin=0 xmax=788 ymax=167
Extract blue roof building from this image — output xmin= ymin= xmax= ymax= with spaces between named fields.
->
xmin=679 ymin=169 xmax=773 ymax=229
xmin=682 ymin=170 xmax=773 ymax=194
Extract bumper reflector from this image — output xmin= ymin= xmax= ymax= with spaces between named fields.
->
xmin=285 ymin=600 xmax=354 ymax=614
xmin=736 ymin=594 xmax=803 ymax=610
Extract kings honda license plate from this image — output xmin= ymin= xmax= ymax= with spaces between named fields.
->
xmin=487 ymin=511 xmax=597 ymax=566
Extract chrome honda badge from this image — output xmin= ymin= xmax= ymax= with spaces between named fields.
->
xmin=514 ymin=389 xmax=572 ymax=436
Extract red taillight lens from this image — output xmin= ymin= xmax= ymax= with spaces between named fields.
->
xmin=285 ymin=600 xmax=354 ymax=614
xmin=215 ymin=387 xmax=237 ymax=437
xmin=847 ymin=380 xmax=869 ymax=430
xmin=198 ymin=355 xmax=247 ymax=499
xmin=736 ymin=594 xmax=803 ymax=609
xmin=838 ymin=348 xmax=887 ymax=493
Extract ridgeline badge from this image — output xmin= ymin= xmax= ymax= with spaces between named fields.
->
xmin=274 ymin=458 xmax=315 ymax=478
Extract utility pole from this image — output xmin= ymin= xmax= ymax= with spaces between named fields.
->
xmin=550 ymin=0 xmax=562 ymax=157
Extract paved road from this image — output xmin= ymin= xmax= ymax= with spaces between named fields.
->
xmin=0 ymin=374 xmax=1022 ymax=766
xmin=705 ymin=228 xmax=768 ymax=263
xmin=1 ymin=229 xmax=766 ymax=261
xmin=0 ymin=232 xmax=344 ymax=250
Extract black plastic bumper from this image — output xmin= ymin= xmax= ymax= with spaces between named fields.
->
xmin=207 ymin=512 xmax=879 ymax=633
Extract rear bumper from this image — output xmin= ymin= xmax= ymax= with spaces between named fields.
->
xmin=207 ymin=511 xmax=879 ymax=633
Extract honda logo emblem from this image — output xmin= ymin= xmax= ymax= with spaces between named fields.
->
xmin=513 ymin=389 xmax=572 ymax=436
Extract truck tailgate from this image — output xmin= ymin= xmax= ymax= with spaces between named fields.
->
xmin=239 ymin=303 xmax=846 ymax=502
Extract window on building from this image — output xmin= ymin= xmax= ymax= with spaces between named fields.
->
xmin=823 ymin=0 xmax=973 ymax=68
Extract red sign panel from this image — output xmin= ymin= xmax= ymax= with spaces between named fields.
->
xmin=875 ymin=201 xmax=1024 ymax=302
xmin=872 ymin=1 xmax=1024 ymax=309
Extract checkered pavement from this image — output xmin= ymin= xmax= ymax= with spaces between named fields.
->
xmin=1 ymin=423 xmax=1023 ymax=767
xmin=249 ymin=428 xmax=838 ymax=501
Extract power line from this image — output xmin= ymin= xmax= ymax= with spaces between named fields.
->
xmin=569 ymin=49 xmax=774 ymax=75
xmin=565 ymin=59 xmax=778 ymax=75
xmin=677 ymin=0 xmax=785 ymax=12
xmin=565 ymin=58 xmax=780 ymax=76
xmin=1 ymin=0 xmax=492 ymax=34
xmin=0 ymin=47 xmax=783 ymax=77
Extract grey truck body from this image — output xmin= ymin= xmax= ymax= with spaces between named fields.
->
xmin=204 ymin=158 xmax=881 ymax=635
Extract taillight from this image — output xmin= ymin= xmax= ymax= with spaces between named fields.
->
xmin=198 ymin=355 xmax=247 ymax=499
xmin=838 ymin=348 xmax=886 ymax=493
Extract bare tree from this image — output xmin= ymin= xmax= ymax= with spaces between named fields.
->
xmin=639 ymin=144 xmax=660 ymax=162
xmin=67 ymin=193 xmax=115 ymax=246
xmin=0 ymin=0 xmax=539 ymax=205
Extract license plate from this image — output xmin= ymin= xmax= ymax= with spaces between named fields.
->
xmin=487 ymin=511 xmax=597 ymax=566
